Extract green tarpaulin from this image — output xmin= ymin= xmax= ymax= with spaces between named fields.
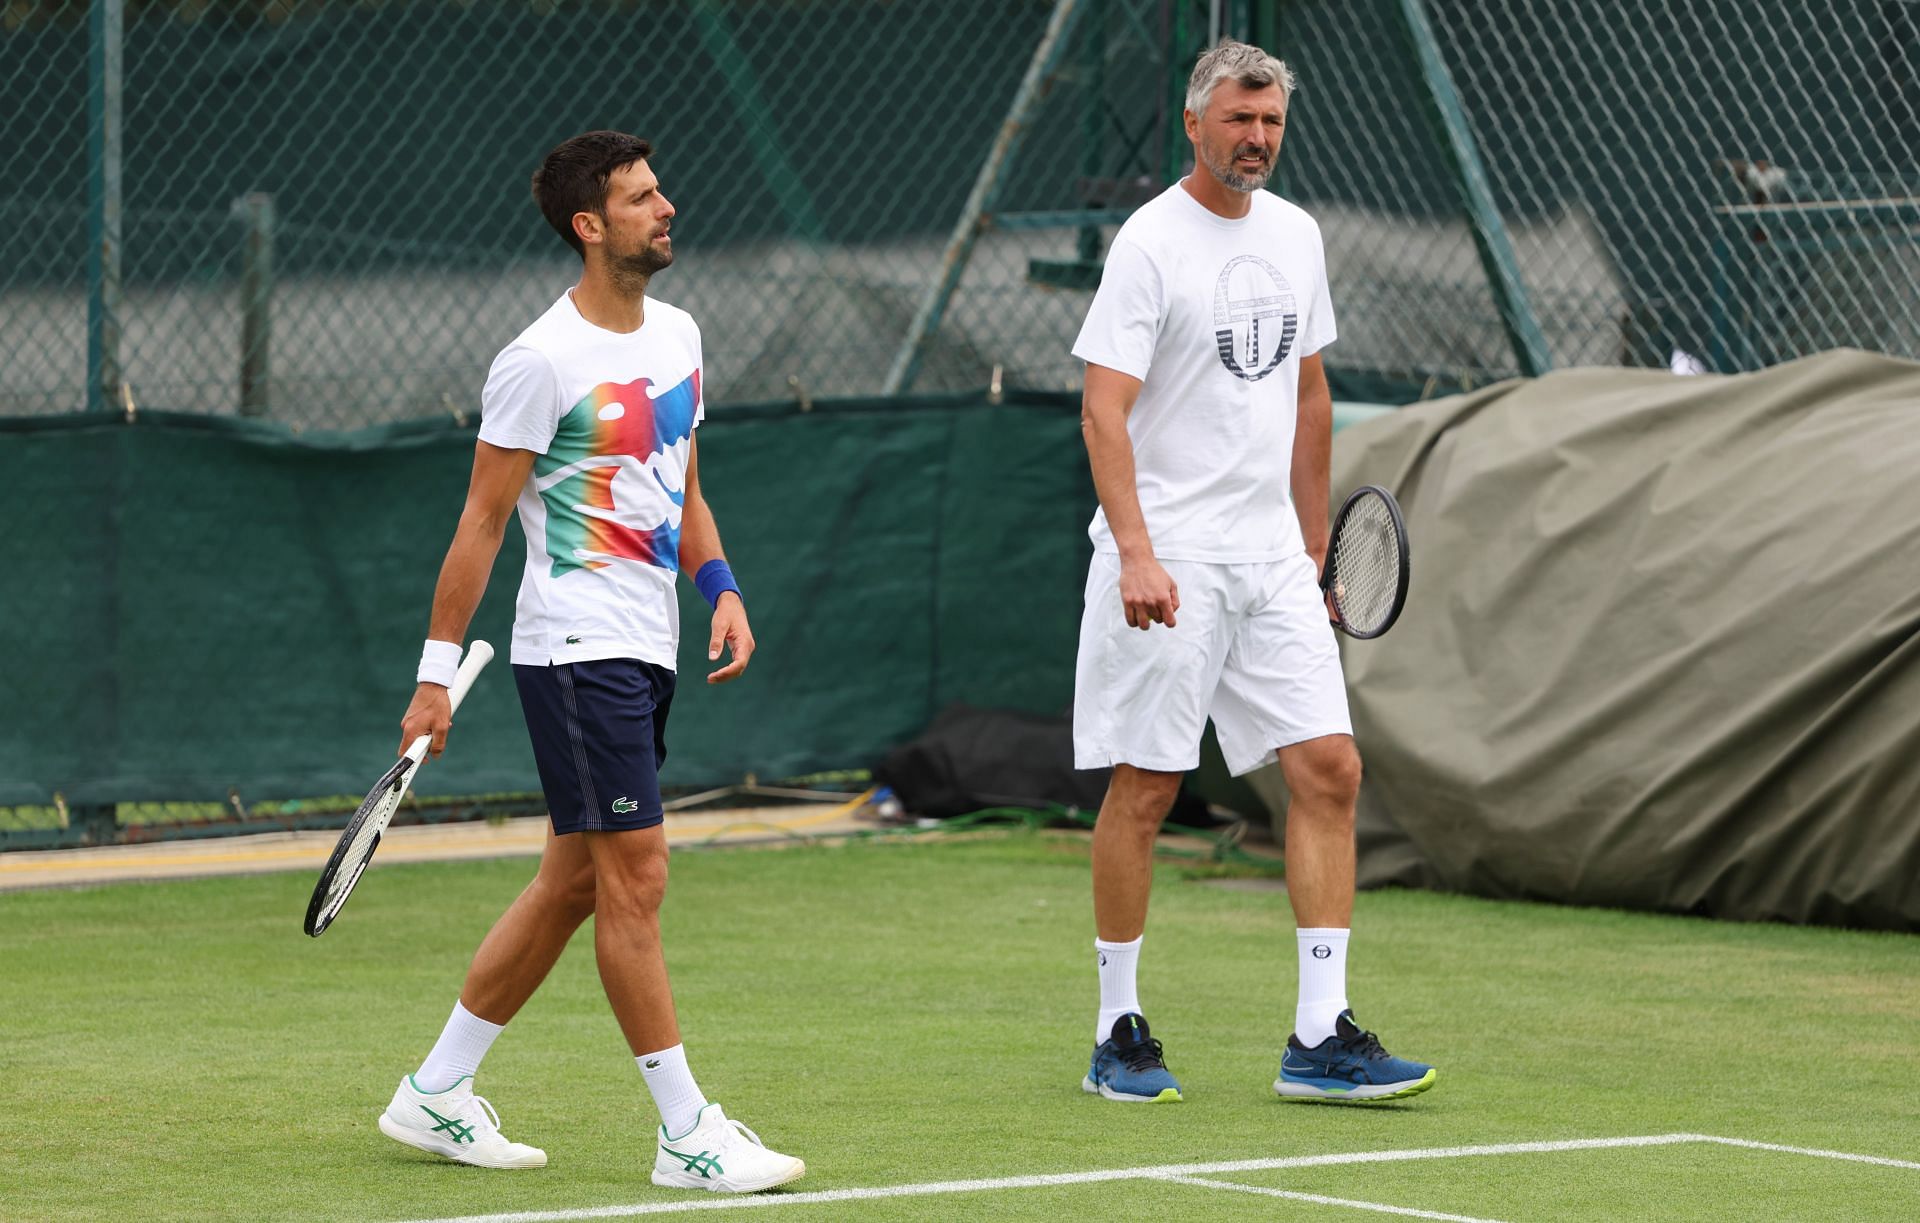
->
xmin=1321 ymin=350 xmax=1920 ymax=930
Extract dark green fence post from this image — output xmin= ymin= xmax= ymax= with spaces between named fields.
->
xmin=886 ymin=0 xmax=1088 ymax=394
xmin=690 ymin=0 xmax=825 ymax=244
xmin=1392 ymin=0 xmax=1552 ymax=377
xmin=237 ymin=193 xmax=275 ymax=417
xmin=86 ymin=0 xmax=124 ymax=414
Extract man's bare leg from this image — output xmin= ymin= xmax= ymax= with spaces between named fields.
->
xmin=410 ymin=829 xmax=597 ymax=1095
xmin=1278 ymin=733 xmax=1362 ymax=1046
xmin=1273 ymin=732 xmax=1435 ymax=1098
xmin=1091 ymin=765 xmax=1185 ymax=942
xmin=459 ymin=828 xmax=598 ymax=1021
xmin=1276 ymin=734 xmax=1360 ymax=931
xmin=581 ymin=826 xmax=679 ymax=1053
xmin=1085 ymin=764 xmax=1186 ymax=1101
xmin=383 ymin=829 xmax=595 ymax=1170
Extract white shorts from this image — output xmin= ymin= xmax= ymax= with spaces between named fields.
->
xmin=1073 ymin=551 xmax=1353 ymax=777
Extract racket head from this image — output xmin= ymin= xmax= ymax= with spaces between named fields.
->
xmin=303 ymin=754 xmax=419 ymax=937
xmin=1321 ymin=484 xmax=1410 ymax=640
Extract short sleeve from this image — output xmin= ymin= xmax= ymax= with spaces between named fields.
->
xmin=1297 ymin=221 xmax=1338 ymax=359
xmin=477 ymin=345 xmax=562 ymax=454
xmin=1071 ymin=235 xmax=1164 ymax=381
xmin=691 ymin=322 xmax=706 ymax=428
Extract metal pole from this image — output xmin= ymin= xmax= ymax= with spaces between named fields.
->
xmin=885 ymin=0 xmax=1088 ymax=395
xmin=690 ymin=0 xmax=826 ymax=243
xmin=238 ymin=193 xmax=275 ymax=416
xmin=1164 ymin=0 xmax=1190 ymax=185
xmin=1392 ymin=0 xmax=1553 ymax=377
xmin=1076 ymin=0 xmax=1107 ymax=264
xmin=86 ymin=0 xmax=124 ymax=414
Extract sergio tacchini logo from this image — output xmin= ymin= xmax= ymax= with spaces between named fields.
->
xmin=1213 ymin=254 xmax=1298 ymax=381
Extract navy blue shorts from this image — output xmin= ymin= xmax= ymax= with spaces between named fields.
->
xmin=513 ymin=659 xmax=676 ymax=834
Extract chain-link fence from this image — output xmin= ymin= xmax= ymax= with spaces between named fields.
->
xmin=4 ymin=0 xmax=1917 ymax=846
xmin=1 ymin=0 xmax=1174 ymax=427
xmin=1281 ymin=0 xmax=1920 ymax=388
xmin=5 ymin=0 xmax=1915 ymax=428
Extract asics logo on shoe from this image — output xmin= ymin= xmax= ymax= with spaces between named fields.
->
xmin=612 ymin=797 xmax=639 ymax=814
xmin=662 ymin=1145 xmax=723 ymax=1178
xmin=1281 ymin=1053 xmax=1317 ymax=1076
xmin=421 ymin=1106 xmax=475 ymax=1144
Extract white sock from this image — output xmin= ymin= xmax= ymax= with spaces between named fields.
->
xmin=1094 ymin=935 xmax=1143 ymax=1043
xmin=414 ymin=1000 xmax=504 ymax=1093
xmin=1295 ymin=928 xmax=1350 ymax=1047
xmin=639 ymin=1044 xmax=709 ymax=1138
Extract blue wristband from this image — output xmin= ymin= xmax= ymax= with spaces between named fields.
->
xmin=694 ymin=559 xmax=742 ymax=608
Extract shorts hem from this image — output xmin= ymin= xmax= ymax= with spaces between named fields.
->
xmin=1074 ymin=748 xmax=1197 ymax=775
xmin=550 ymin=809 xmax=666 ymax=836
xmin=1224 ymin=725 xmax=1354 ymax=777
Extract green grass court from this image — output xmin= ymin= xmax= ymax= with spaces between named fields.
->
xmin=3 ymin=832 xmax=1916 ymax=1221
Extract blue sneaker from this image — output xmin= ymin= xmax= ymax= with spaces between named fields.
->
xmin=1082 ymin=1013 xmax=1183 ymax=1102
xmin=1274 ymin=1010 xmax=1436 ymax=1103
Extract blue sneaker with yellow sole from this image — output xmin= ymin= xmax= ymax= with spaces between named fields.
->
xmin=1274 ymin=1010 xmax=1436 ymax=1103
xmin=1082 ymin=1013 xmax=1183 ymax=1102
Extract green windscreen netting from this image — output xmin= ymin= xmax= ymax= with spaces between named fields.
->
xmin=0 ymin=395 xmax=1093 ymax=809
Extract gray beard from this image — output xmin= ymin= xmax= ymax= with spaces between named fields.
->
xmin=1206 ymin=151 xmax=1272 ymax=193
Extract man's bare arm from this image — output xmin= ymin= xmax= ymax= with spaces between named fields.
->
xmin=1292 ymin=353 xmax=1334 ymax=571
xmin=677 ymin=437 xmax=753 ymax=684
xmin=399 ymin=440 xmax=536 ymax=757
xmin=1082 ymin=363 xmax=1179 ymax=630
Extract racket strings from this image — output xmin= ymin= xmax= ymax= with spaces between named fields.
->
xmin=1331 ymin=497 xmax=1401 ymax=634
xmin=314 ymin=781 xmax=407 ymax=921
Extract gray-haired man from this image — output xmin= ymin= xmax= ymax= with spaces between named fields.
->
xmin=1071 ymin=42 xmax=1437 ymax=1104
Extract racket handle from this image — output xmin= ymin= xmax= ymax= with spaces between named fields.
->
xmin=447 ymin=640 xmax=495 ymax=714
xmin=403 ymin=641 xmax=494 ymax=766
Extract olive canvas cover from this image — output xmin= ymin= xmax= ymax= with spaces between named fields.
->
xmin=1324 ymin=350 xmax=1920 ymax=930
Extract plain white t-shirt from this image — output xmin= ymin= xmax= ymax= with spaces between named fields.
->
xmin=477 ymin=292 xmax=705 ymax=670
xmin=1072 ymin=181 xmax=1337 ymax=563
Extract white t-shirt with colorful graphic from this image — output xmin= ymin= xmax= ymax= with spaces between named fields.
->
xmin=1072 ymin=182 xmax=1337 ymax=563
xmin=477 ymin=292 xmax=705 ymax=670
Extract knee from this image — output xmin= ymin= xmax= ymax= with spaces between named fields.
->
xmin=532 ymin=860 xmax=597 ymax=926
xmin=555 ymin=863 xmax=598 ymax=924
xmin=1103 ymin=767 xmax=1183 ymax=832
xmin=1286 ymin=739 xmax=1363 ymax=811
xmin=596 ymin=843 xmax=670 ymax=918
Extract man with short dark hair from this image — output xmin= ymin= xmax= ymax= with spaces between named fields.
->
xmin=1072 ymin=45 xmax=1436 ymax=1105
xmin=375 ymin=131 xmax=803 ymax=1193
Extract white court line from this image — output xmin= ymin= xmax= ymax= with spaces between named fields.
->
xmin=393 ymin=1134 xmax=1701 ymax=1223
xmin=396 ymin=1132 xmax=1920 ymax=1223
xmin=1689 ymin=1134 xmax=1920 ymax=1172
xmin=1151 ymin=1172 xmax=1507 ymax=1222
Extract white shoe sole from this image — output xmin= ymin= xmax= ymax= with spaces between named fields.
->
xmin=1273 ymin=1068 xmax=1438 ymax=1102
xmin=651 ymin=1158 xmax=806 ymax=1193
xmin=378 ymin=1112 xmax=548 ymax=1168
xmin=1081 ymin=1074 xmax=1182 ymax=1102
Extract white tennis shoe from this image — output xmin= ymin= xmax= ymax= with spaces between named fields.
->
xmin=651 ymin=1103 xmax=805 ymax=1193
xmin=378 ymin=1075 xmax=547 ymax=1169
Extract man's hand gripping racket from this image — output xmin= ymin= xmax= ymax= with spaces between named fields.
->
xmin=303 ymin=641 xmax=494 ymax=937
xmin=1320 ymin=485 xmax=1410 ymax=640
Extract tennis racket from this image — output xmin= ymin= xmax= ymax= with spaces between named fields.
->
xmin=1320 ymin=485 xmax=1410 ymax=640
xmin=303 ymin=640 xmax=495 ymax=937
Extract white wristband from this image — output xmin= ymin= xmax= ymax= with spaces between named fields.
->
xmin=417 ymin=639 xmax=462 ymax=688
